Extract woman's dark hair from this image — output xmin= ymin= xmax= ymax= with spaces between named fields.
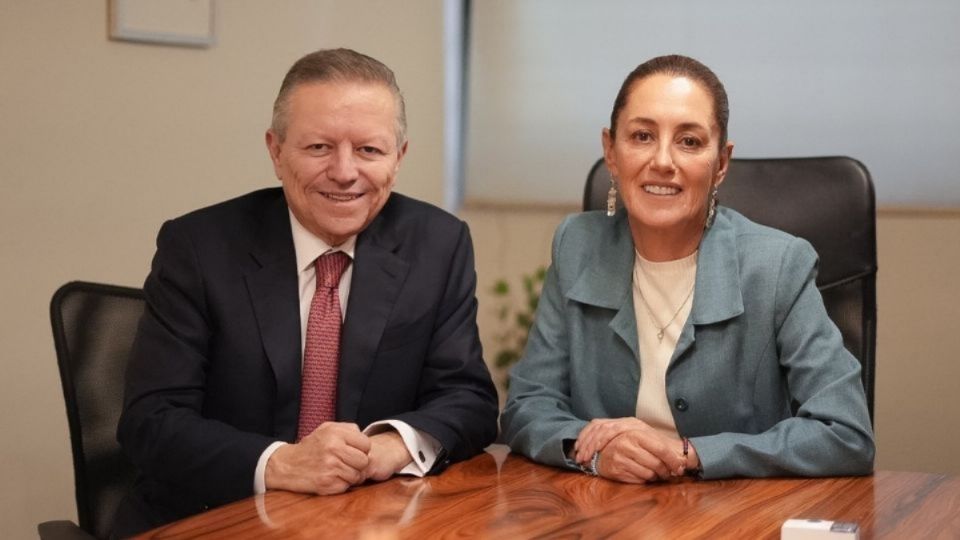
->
xmin=609 ymin=55 xmax=729 ymax=148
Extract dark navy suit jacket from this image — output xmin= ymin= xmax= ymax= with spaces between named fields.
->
xmin=113 ymin=188 xmax=498 ymax=536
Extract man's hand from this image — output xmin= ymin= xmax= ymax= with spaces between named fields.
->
xmin=363 ymin=430 xmax=413 ymax=482
xmin=265 ymin=422 xmax=371 ymax=495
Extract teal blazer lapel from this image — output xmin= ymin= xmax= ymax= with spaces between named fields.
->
xmin=566 ymin=212 xmax=638 ymax=359
xmin=673 ymin=211 xmax=746 ymax=361
xmin=564 ymin=211 xmax=640 ymax=409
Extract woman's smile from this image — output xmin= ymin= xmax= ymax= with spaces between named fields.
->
xmin=642 ymin=184 xmax=681 ymax=196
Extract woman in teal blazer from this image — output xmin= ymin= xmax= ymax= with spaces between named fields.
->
xmin=501 ymin=55 xmax=874 ymax=482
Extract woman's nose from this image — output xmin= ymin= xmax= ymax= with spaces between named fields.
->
xmin=651 ymin=142 xmax=676 ymax=173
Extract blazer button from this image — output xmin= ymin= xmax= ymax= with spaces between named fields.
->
xmin=674 ymin=398 xmax=689 ymax=412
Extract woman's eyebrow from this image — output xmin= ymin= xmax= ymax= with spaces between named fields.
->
xmin=624 ymin=117 xmax=709 ymax=132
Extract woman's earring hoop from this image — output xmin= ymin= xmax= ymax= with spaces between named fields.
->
xmin=705 ymin=184 xmax=719 ymax=229
xmin=606 ymin=178 xmax=618 ymax=217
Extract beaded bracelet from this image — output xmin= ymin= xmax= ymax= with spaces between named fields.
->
xmin=580 ymin=451 xmax=601 ymax=476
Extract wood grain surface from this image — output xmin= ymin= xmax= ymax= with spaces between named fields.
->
xmin=137 ymin=446 xmax=960 ymax=539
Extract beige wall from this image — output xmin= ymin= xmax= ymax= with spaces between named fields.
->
xmin=873 ymin=211 xmax=960 ymax=473
xmin=0 ymin=1 xmax=446 ymax=537
xmin=2 ymin=2 xmax=958 ymax=539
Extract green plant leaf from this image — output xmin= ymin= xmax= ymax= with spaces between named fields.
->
xmin=490 ymin=269 xmax=544 ymax=374
xmin=495 ymin=350 xmax=519 ymax=368
xmin=522 ymin=275 xmax=534 ymax=294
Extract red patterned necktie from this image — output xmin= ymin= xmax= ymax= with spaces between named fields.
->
xmin=297 ymin=251 xmax=351 ymax=441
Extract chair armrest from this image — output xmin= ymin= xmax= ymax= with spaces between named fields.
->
xmin=37 ymin=520 xmax=96 ymax=540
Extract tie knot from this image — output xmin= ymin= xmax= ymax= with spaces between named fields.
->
xmin=315 ymin=251 xmax=351 ymax=289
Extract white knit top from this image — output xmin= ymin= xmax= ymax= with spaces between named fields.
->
xmin=632 ymin=249 xmax=698 ymax=439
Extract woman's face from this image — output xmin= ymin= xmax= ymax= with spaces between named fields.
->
xmin=603 ymin=73 xmax=733 ymax=252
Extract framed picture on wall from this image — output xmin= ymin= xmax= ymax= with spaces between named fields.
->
xmin=108 ymin=0 xmax=215 ymax=48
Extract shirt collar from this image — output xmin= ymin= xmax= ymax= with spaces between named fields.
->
xmin=288 ymin=209 xmax=356 ymax=273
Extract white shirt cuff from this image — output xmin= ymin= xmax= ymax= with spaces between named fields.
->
xmin=364 ymin=420 xmax=441 ymax=476
xmin=254 ymin=441 xmax=288 ymax=494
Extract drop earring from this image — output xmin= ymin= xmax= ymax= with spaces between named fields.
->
xmin=606 ymin=178 xmax=618 ymax=217
xmin=705 ymin=184 xmax=719 ymax=229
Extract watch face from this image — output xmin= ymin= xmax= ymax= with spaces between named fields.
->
xmin=831 ymin=522 xmax=859 ymax=533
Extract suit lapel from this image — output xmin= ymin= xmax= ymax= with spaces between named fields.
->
xmin=244 ymin=193 xmax=301 ymax=441
xmin=337 ymin=203 xmax=410 ymax=422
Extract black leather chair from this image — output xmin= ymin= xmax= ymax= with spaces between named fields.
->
xmin=41 ymin=282 xmax=144 ymax=540
xmin=584 ymin=156 xmax=877 ymax=420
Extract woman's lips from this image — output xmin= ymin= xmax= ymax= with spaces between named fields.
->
xmin=642 ymin=184 xmax=680 ymax=196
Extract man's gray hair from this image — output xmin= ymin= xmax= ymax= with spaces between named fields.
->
xmin=271 ymin=48 xmax=407 ymax=145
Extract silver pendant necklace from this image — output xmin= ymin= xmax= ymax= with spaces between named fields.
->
xmin=634 ymin=265 xmax=695 ymax=343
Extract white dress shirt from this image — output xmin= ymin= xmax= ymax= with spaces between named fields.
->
xmin=252 ymin=211 xmax=441 ymax=494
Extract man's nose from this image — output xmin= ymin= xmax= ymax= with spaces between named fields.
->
xmin=328 ymin=147 xmax=359 ymax=182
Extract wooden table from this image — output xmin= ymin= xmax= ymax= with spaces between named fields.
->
xmin=138 ymin=446 xmax=960 ymax=539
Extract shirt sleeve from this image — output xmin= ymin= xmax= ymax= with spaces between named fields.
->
xmin=364 ymin=420 xmax=442 ymax=476
xmin=254 ymin=441 xmax=288 ymax=494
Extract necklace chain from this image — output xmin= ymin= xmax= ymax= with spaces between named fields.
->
xmin=633 ymin=265 xmax=695 ymax=343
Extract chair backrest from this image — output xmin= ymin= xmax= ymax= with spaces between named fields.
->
xmin=584 ymin=156 xmax=877 ymax=419
xmin=50 ymin=281 xmax=144 ymax=539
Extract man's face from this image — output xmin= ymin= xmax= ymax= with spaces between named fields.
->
xmin=266 ymin=81 xmax=407 ymax=246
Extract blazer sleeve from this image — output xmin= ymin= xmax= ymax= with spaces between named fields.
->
xmin=500 ymin=216 xmax=588 ymax=469
xmin=117 ymin=220 xmax=275 ymax=508
xmin=387 ymin=221 xmax=500 ymax=468
xmin=690 ymin=237 xmax=875 ymax=478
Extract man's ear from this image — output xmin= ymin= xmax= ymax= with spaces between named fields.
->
xmin=265 ymin=129 xmax=283 ymax=181
xmin=394 ymin=140 xmax=408 ymax=173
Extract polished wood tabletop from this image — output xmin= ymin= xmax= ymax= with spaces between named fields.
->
xmin=137 ymin=446 xmax=960 ymax=539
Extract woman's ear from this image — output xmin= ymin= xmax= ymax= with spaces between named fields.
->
xmin=714 ymin=140 xmax=735 ymax=187
xmin=601 ymin=127 xmax=619 ymax=179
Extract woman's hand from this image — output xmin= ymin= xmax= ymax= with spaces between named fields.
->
xmin=575 ymin=418 xmax=686 ymax=481
xmin=574 ymin=418 xmax=639 ymax=463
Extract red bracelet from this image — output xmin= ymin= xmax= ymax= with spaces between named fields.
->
xmin=682 ymin=437 xmax=702 ymax=477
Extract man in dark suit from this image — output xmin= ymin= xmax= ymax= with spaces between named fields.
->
xmin=113 ymin=48 xmax=499 ymax=537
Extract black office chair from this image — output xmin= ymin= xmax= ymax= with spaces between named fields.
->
xmin=41 ymin=282 xmax=144 ymax=540
xmin=584 ymin=156 xmax=877 ymax=420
